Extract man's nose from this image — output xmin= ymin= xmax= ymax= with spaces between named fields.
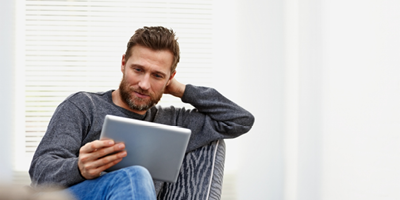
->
xmin=138 ymin=73 xmax=151 ymax=90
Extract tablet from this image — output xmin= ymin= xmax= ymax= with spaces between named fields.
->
xmin=99 ymin=115 xmax=191 ymax=183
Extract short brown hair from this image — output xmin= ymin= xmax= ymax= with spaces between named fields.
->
xmin=125 ymin=26 xmax=180 ymax=73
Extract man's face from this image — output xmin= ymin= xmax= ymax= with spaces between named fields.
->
xmin=119 ymin=45 xmax=175 ymax=114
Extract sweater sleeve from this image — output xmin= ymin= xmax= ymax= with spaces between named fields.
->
xmin=29 ymin=99 xmax=90 ymax=188
xmin=155 ymin=84 xmax=255 ymax=152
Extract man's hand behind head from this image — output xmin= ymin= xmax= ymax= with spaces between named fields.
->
xmin=164 ymin=78 xmax=186 ymax=98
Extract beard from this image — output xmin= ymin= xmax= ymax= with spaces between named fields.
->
xmin=119 ymin=77 xmax=163 ymax=112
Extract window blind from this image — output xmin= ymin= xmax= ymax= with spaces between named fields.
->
xmin=15 ymin=0 xmax=214 ymax=170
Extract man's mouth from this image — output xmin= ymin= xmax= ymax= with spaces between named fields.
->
xmin=133 ymin=90 xmax=150 ymax=99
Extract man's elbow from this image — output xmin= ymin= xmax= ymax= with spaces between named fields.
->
xmin=241 ymin=110 xmax=255 ymax=132
xmin=246 ymin=112 xmax=255 ymax=128
xmin=229 ymin=113 xmax=255 ymax=137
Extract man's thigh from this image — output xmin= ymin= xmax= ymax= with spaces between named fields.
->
xmin=67 ymin=166 xmax=156 ymax=200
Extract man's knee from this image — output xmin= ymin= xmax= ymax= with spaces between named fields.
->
xmin=117 ymin=166 xmax=156 ymax=198
xmin=118 ymin=165 xmax=152 ymax=181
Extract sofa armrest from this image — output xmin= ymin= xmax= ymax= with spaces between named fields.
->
xmin=157 ymin=139 xmax=226 ymax=200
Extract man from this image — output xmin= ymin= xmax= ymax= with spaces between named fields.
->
xmin=29 ymin=26 xmax=254 ymax=199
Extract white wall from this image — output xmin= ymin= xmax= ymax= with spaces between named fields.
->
xmin=234 ymin=0 xmax=286 ymax=199
xmin=213 ymin=0 xmax=400 ymax=200
xmin=214 ymin=0 xmax=286 ymax=199
xmin=0 ymin=0 xmax=15 ymax=183
xmin=321 ymin=0 xmax=400 ymax=199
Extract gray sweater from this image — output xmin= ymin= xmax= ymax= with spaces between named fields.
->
xmin=29 ymin=84 xmax=254 ymax=193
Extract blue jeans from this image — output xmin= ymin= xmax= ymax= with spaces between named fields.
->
xmin=67 ymin=166 xmax=156 ymax=200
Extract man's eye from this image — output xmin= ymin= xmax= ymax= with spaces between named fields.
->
xmin=154 ymin=74 xmax=163 ymax=78
xmin=134 ymin=68 xmax=142 ymax=72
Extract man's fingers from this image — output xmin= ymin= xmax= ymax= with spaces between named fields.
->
xmin=93 ymin=143 xmax=125 ymax=159
xmin=95 ymin=150 xmax=127 ymax=168
xmin=79 ymin=142 xmax=125 ymax=166
xmin=84 ymin=150 xmax=127 ymax=170
xmin=96 ymin=158 xmax=124 ymax=174
xmin=86 ymin=157 xmax=124 ymax=179
xmin=81 ymin=140 xmax=115 ymax=153
xmin=79 ymin=150 xmax=126 ymax=180
xmin=78 ymin=140 xmax=126 ymax=180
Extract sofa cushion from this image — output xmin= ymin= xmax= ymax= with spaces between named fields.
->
xmin=157 ymin=140 xmax=226 ymax=200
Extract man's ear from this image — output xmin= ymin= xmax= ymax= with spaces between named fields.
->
xmin=121 ymin=54 xmax=126 ymax=72
xmin=166 ymin=71 xmax=176 ymax=86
